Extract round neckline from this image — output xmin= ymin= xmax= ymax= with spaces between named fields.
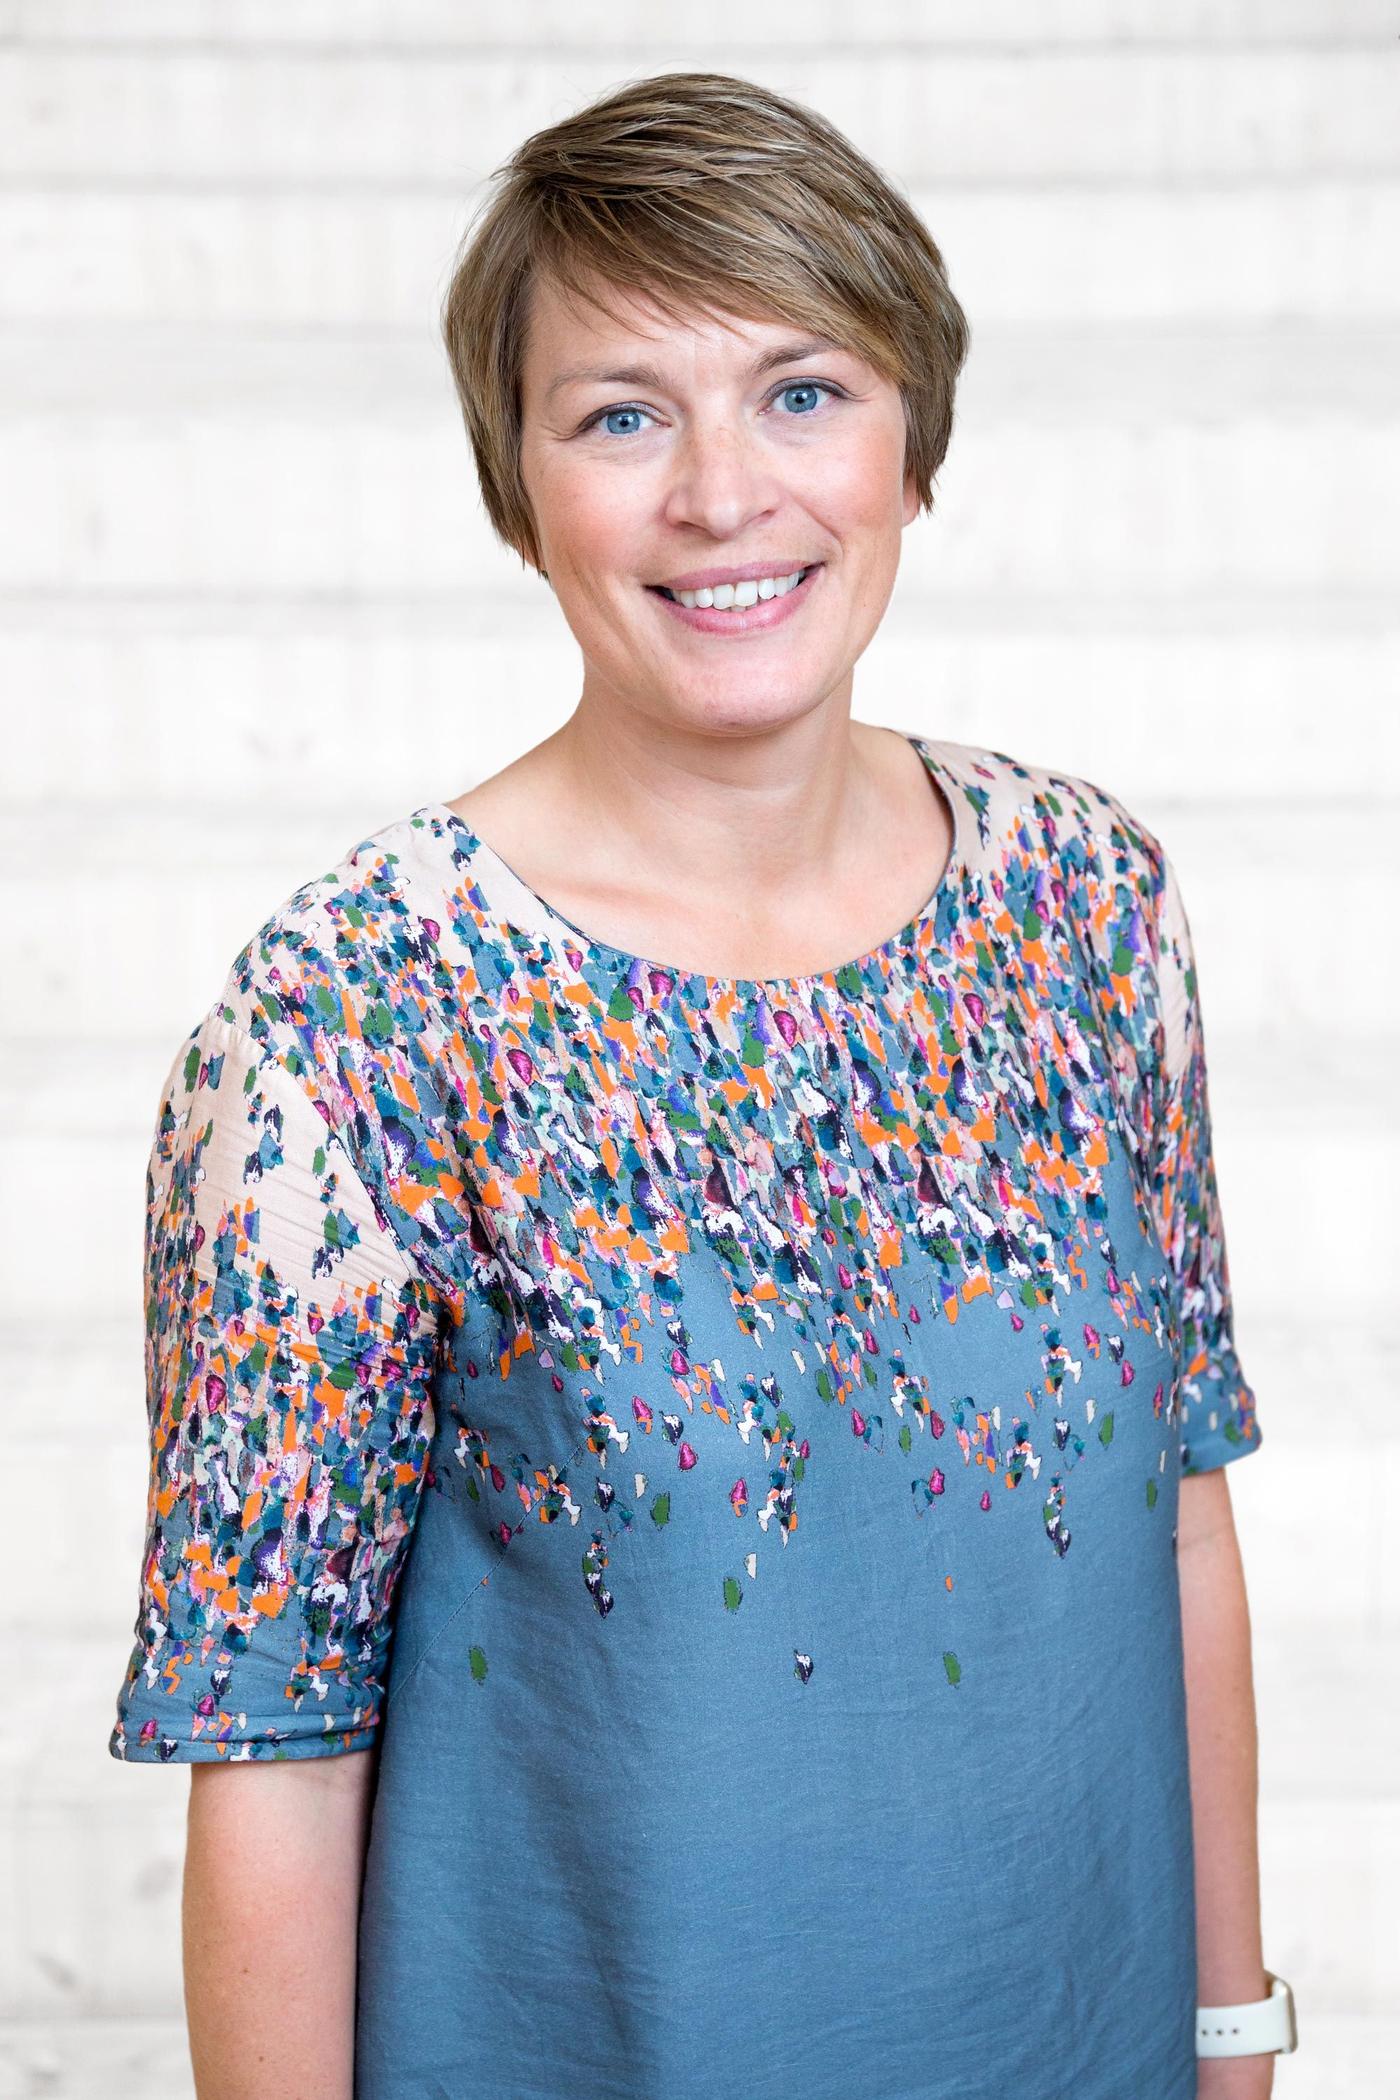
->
xmin=418 ymin=731 xmax=967 ymax=998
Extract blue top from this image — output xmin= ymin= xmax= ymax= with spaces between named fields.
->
xmin=108 ymin=733 xmax=1262 ymax=2099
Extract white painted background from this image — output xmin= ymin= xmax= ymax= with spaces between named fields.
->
xmin=2 ymin=3 xmax=1396 ymax=2092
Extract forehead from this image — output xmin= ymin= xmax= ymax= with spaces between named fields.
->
xmin=523 ymin=271 xmax=850 ymax=381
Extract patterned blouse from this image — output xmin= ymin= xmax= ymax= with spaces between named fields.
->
xmin=109 ymin=732 xmax=1261 ymax=2100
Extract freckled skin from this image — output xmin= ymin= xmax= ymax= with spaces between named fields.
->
xmin=447 ymin=270 xmax=945 ymax=984
xmin=518 ymin=272 xmax=918 ymax=741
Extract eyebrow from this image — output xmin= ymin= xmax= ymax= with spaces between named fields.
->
xmin=544 ymin=338 xmax=851 ymax=403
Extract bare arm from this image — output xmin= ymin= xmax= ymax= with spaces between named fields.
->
xmin=1178 ymin=1469 xmax=1272 ymax=2100
xmin=182 ymin=1747 xmax=378 ymax=2100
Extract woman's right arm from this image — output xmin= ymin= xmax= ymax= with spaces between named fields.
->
xmin=108 ymin=1007 xmax=442 ymax=2082
xmin=183 ymin=1749 xmax=377 ymax=2100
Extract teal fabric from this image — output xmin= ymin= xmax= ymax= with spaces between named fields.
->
xmin=109 ymin=735 xmax=1261 ymax=2096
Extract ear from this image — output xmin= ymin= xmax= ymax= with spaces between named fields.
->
xmin=901 ymin=463 xmax=921 ymax=528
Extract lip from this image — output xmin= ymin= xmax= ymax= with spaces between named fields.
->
xmin=647 ymin=563 xmax=823 ymax=636
xmin=654 ymin=558 xmax=818 ymax=592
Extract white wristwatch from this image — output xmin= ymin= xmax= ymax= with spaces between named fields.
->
xmin=1196 ymin=1969 xmax=1298 ymax=2057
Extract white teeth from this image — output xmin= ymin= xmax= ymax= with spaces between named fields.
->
xmin=666 ymin=567 xmax=808 ymax=610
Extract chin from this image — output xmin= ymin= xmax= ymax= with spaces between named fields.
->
xmin=652 ymin=689 xmax=836 ymax=741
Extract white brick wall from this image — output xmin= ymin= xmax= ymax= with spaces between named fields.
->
xmin=2 ymin=6 xmax=1395 ymax=2092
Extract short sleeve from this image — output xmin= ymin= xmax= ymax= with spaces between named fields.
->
xmin=1150 ymin=847 xmax=1263 ymax=1475
xmin=108 ymin=1009 xmax=443 ymax=1763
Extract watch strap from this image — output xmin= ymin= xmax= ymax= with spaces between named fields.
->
xmin=1196 ymin=1969 xmax=1298 ymax=2057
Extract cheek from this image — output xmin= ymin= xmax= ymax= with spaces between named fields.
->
xmin=797 ymin=426 xmax=908 ymax=533
xmin=544 ymin=468 xmax=645 ymax=584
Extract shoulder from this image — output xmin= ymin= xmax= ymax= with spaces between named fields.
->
xmin=921 ymin=733 xmax=1167 ymax=906
xmin=191 ymin=802 xmax=440 ymax=1065
xmin=171 ymin=801 xmax=476 ymax=1290
xmin=921 ymin=734 xmax=1178 ymax=1102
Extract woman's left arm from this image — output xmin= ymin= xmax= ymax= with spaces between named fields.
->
xmin=1179 ymin=1467 xmax=1273 ymax=2100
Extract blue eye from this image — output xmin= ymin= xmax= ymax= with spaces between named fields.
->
xmin=582 ymin=380 xmax=841 ymax=440
xmin=777 ymin=382 xmax=829 ymax=416
xmin=598 ymin=406 xmax=649 ymax=439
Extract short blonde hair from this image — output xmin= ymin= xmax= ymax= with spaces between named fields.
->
xmin=439 ymin=70 xmax=971 ymax=576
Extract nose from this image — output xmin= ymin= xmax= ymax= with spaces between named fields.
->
xmin=660 ymin=419 xmax=783 ymax=542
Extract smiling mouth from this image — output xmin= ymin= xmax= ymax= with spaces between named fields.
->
xmin=650 ymin=564 xmax=821 ymax=605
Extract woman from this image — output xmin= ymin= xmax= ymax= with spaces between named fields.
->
xmin=108 ymin=70 xmax=1290 ymax=2100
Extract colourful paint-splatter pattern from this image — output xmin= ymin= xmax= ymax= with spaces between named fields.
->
xmin=108 ymin=734 xmax=1260 ymax=1769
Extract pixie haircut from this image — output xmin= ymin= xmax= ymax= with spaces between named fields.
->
xmin=439 ymin=70 xmax=971 ymax=577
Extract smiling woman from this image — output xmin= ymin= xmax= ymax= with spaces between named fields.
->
xmin=430 ymin=108 xmax=968 ymax=976
xmin=106 ymin=66 xmax=1281 ymax=2100
xmin=440 ymin=72 xmax=968 ymax=583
